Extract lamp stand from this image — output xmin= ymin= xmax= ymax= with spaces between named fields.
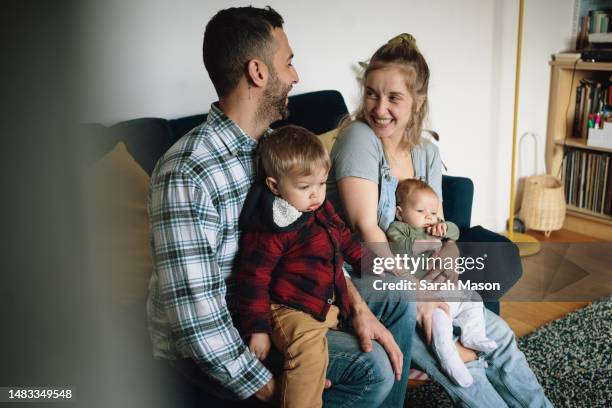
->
xmin=505 ymin=0 xmax=541 ymax=257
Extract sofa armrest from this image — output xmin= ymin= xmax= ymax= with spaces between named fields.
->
xmin=441 ymin=175 xmax=473 ymax=230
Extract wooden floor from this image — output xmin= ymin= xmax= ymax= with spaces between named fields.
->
xmin=500 ymin=229 xmax=606 ymax=337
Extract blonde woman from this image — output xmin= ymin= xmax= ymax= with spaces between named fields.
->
xmin=327 ymin=34 xmax=552 ymax=407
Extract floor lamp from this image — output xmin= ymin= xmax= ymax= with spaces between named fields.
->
xmin=506 ymin=0 xmax=541 ymax=256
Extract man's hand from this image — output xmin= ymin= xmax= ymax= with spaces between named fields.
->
xmin=249 ymin=333 xmax=271 ymax=361
xmin=254 ymin=377 xmax=275 ymax=403
xmin=422 ymin=240 xmax=460 ymax=284
xmin=416 ymin=300 xmax=450 ymax=345
xmin=351 ymin=302 xmax=403 ymax=380
xmin=426 ymin=221 xmax=448 ymax=237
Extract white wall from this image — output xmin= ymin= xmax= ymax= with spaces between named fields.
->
xmin=81 ymin=0 xmax=574 ymax=231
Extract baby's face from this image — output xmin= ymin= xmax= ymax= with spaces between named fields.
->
xmin=270 ymin=166 xmax=328 ymax=212
xmin=396 ymin=190 xmax=439 ymax=228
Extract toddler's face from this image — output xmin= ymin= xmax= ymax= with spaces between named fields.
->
xmin=396 ymin=190 xmax=439 ymax=228
xmin=267 ymin=166 xmax=328 ymax=212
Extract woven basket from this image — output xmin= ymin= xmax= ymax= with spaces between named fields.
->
xmin=519 ymin=174 xmax=566 ymax=237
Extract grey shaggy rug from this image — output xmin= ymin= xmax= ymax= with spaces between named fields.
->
xmin=404 ymin=297 xmax=612 ymax=407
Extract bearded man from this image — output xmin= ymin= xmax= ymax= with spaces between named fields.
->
xmin=147 ymin=6 xmax=411 ymax=407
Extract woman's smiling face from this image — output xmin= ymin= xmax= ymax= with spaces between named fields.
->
xmin=363 ymin=66 xmax=417 ymax=142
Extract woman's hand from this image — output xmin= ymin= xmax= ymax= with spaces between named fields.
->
xmin=455 ymin=341 xmax=478 ymax=363
xmin=415 ymin=300 xmax=450 ymax=345
xmin=249 ymin=333 xmax=271 ymax=361
xmin=413 ymin=239 xmax=443 ymax=255
xmin=422 ymin=240 xmax=460 ymax=284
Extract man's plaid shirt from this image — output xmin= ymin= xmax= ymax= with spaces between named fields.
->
xmin=146 ymin=103 xmax=271 ymax=399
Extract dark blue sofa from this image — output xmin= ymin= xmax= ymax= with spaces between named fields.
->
xmin=92 ymin=90 xmax=476 ymax=229
xmin=90 ymin=90 xmax=492 ymax=407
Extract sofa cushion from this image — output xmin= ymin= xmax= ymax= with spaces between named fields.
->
xmin=87 ymin=141 xmax=152 ymax=303
xmin=318 ymin=128 xmax=339 ymax=153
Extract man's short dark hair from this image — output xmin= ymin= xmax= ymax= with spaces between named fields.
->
xmin=203 ymin=6 xmax=284 ymax=97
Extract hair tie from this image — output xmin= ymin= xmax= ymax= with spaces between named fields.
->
xmin=388 ymin=33 xmax=419 ymax=52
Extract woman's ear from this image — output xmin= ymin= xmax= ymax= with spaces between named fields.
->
xmin=246 ymin=59 xmax=268 ymax=88
xmin=265 ymin=177 xmax=280 ymax=195
xmin=415 ymin=95 xmax=426 ymax=113
xmin=395 ymin=206 xmax=403 ymax=221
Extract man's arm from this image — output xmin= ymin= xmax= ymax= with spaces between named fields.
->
xmin=150 ymin=171 xmax=271 ymax=400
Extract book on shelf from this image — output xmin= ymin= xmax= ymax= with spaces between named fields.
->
xmin=581 ymin=80 xmax=593 ymax=139
xmin=562 ymin=147 xmax=612 ymax=216
xmin=573 ymin=76 xmax=612 ymax=139
xmin=573 ymin=82 xmax=585 ymax=138
xmin=588 ymin=9 xmax=612 ymax=34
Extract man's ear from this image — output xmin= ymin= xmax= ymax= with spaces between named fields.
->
xmin=395 ymin=206 xmax=403 ymax=221
xmin=265 ymin=177 xmax=280 ymax=195
xmin=246 ymin=59 xmax=268 ymax=88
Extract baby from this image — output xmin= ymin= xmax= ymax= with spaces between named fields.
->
xmin=386 ymin=179 xmax=497 ymax=387
xmin=237 ymin=125 xmax=363 ymax=408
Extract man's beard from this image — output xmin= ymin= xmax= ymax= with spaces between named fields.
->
xmin=257 ymin=68 xmax=291 ymax=124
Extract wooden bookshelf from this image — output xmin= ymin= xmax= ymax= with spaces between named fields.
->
xmin=554 ymin=138 xmax=612 ymax=154
xmin=544 ymin=60 xmax=612 ymax=241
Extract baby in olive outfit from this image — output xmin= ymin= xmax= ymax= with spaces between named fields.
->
xmin=386 ymin=179 xmax=496 ymax=387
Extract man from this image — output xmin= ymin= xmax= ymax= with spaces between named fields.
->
xmin=147 ymin=6 xmax=414 ymax=406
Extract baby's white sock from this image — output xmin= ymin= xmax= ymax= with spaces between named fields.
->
xmin=431 ymin=308 xmax=474 ymax=387
xmin=454 ymin=306 xmax=498 ymax=353
xmin=461 ymin=334 xmax=497 ymax=353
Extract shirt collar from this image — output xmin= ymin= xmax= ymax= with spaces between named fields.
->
xmin=206 ymin=102 xmax=259 ymax=156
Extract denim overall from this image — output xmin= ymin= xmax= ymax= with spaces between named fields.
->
xmin=377 ymin=154 xmax=399 ymax=232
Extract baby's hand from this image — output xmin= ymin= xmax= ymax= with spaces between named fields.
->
xmin=249 ymin=333 xmax=271 ymax=361
xmin=426 ymin=222 xmax=448 ymax=237
xmin=413 ymin=239 xmax=443 ymax=254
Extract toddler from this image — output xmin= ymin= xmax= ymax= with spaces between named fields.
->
xmin=237 ymin=125 xmax=363 ymax=407
xmin=387 ymin=179 xmax=497 ymax=387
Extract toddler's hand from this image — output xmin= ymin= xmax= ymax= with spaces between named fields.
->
xmin=426 ymin=222 xmax=448 ymax=237
xmin=249 ymin=333 xmax=271 ymax=361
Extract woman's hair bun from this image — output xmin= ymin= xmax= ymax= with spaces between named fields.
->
xmin=387 ymin=33 xmax=419 ymax=52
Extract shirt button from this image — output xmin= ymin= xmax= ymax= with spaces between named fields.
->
xmin=327 ymin=299 xmax=333 ymax=304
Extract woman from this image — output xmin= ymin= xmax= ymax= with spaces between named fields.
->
xmin=327 ymin=34 xmax=552 ymax=407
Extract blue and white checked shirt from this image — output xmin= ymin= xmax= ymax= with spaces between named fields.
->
xmin=146 ymin=103 xmax=271 ymax=399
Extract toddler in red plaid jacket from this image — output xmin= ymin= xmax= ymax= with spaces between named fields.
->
xmin=237 ymin=125 xmax=364 ymax=408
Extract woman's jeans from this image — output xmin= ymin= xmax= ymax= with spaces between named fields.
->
xmin=411 ymin=308 xmax=553 ymax=408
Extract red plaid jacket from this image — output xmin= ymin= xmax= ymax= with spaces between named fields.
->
xmin=237 ymin=183 xmax=362 ymax=336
